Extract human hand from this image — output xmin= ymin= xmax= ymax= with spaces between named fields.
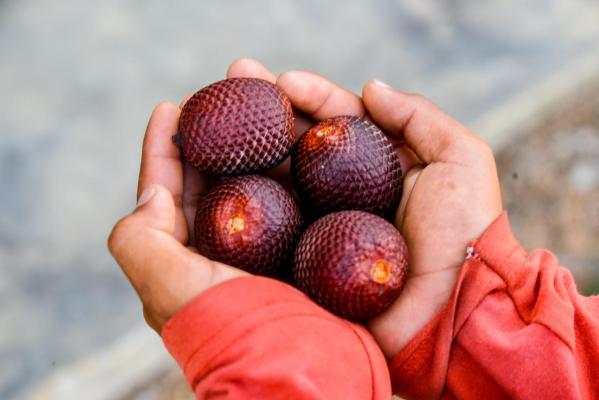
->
xmin=231 ymin=60 xmax=503 ymax=358
xmin=362 ymin=81 xmax=503 ymax=359
xmin=108 ymin=57 xmax=502 ymax=351
xmin=106 ymin=58 xmax=366 ymax=333
xmin=229 ymin=60 xmax=503 ymax=360
xmin=107 ymin=102 xmax=248 ymax=333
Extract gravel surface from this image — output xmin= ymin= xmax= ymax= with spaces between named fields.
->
xmin=497 ymin=76 xmax=599 ymax=294
xmin=1 ymin=0 xmax=598 ymax=398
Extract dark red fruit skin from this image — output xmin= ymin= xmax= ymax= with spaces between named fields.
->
xmin=293 ymin=210 xmax=408 ymax=320
xmin=179 ymin=78 xmax=294 ymax=176
xmin=195 ymin=175 xmax=303 ymax=276
xmin=291 ymin=115 xmax=402 ymax=218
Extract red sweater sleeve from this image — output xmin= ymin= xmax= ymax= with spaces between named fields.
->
xmin=161 ymin=276 xmax=391 ymax=399
xmin=391 ymin=212 xmax=599 ymax=399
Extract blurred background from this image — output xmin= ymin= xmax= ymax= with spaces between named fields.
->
xmin=1 ymin=0 xmax=598 ymax=398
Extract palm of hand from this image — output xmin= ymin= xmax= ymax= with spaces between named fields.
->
xmin=122 ymin=60 xmax=362 ymax=331
xmin=360 ymin=84 xmax=503 ymax=360
xmin=369 ymin=156 xmax=502 ymax=357
xmin=116 ymin=59 xmax=502 ymax=350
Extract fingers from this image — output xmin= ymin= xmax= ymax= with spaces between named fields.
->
xmin=397 ymin=145 xmax=422 ymax=174
xmin=108 ymin=185 xmax=211 ymax=330
xmin=182 ymin=160 xmax=207 ymax=243
xmin=277 ymin=71 xmax=365 ymax=120
xmin=109 ymin=185 xmax=195 ymax=294
xmin=138 ymin=102 xmax=189 ymax=243
xmin=226 ymin=59 xmax=314 ymax=137
xmin=226 ymin=61 xmax=365 ymax=122
xmin=226 ymin=58 xmax=310 ymax=132
xmin=388 ymin=137 xmax=422 ymax=178
xmin=226 ymin=58 xmax=277 ymax=83
xmin=394 ymin=164 xmax=424 ymax=231
xmin=226 ymin=61 xmax=365 ymax=135
xmin=108 ymin=184 xmax=247 ymax=332
xmin=362 ymin=80 xmax=486 ymax=164
xmin=179 ymin=59 xmax=277 ymax=110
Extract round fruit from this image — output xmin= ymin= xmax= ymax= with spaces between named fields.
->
xmin=195 ymin=175 xmax=303 ymax=276
xmin=291 ymin=115 xmax=402 ymax=217
xmin=179 ymin=78 xmax=294 ymax=176
xmin=293 ymin=210 xmax=408 ymax=320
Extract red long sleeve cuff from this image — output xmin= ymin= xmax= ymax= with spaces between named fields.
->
xmin=162 ymin=276 xmax=391 ymax=399
xmin=390 ymin=212 xmax=599 ymax=399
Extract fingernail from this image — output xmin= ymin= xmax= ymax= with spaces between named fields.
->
xmin=372 ymin=79 xmax=392 ymax=89
xmin=137 ymin=186 xmax=156 ymax=208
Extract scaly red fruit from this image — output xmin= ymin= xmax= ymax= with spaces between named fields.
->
xmin=195 ymin=175 xmax=303 ymax=276
xmin=179 ymin=78 xmax=294 ymax=176
xmin=291 ymin=115 xmax=402 ymax=217
xmin=293 ymin=210 xmax=408 ymax=320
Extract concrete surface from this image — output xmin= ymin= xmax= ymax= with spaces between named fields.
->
xmin=496 ymin=74 xmax=599 ymax=293
xmin=24 ymin=327 xmax=177 ymax=400
xmin=1 ymin=0 xmax=599 ymax=398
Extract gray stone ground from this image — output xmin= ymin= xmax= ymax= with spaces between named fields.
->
xmin=1 ymin=0 xmax=598 ymax=398
xmin=497 ymin=76 xmax=599 ymax=295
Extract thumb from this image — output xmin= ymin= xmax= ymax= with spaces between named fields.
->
xmin=108 ymin=185 xmax=247 ymax=331
xmin=362 ymin=80 xmax=486 ymax=165
xmin=133 ymin=184 xmax=177 ymax=233
xmin=108 ymin=185 xmax=197 ymax=304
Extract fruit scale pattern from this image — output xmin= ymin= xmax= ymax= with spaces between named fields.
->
xmin=180 ymin=78 xmax=408 ymax=321
xmin=179 ymin=78 xmax=294 ymax=176
xmin=291 ymin=115 xmax=403 ymax=218
xmin=294 ymin=211 xmax=408 ymax=320
xmin=195 ymin=175 xmax=303 ymax=276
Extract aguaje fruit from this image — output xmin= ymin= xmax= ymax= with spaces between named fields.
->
xmin=291 ymin=115 xmax=402 ymax=217
xmin=195 ymin=175 xmax=302 ymax=276
xmin=179 ymin=78 xmax=294 ymax=175
xmin=293 ymin=210 xmax=408 ymax=320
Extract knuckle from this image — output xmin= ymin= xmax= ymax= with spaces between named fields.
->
xmin=462 ymin=136 xmax=495 ymax=163
xmin=107 ymin=216 xmax=135 ymax=255
xmin=473 ymin=138 xmax=494 ymax=158
xmin=311 ymin=81 xmax=334 ymax=116
xmin=408 ymin=93 xmax=436 ymax=110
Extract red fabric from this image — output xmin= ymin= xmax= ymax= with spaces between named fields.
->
xmin=391 ymin=212 xmax=599 ymax=399
xmin=162 ymin=212 xmax=599 ymax=399
xmin=162 ymin=276 xmax=391 ymax=399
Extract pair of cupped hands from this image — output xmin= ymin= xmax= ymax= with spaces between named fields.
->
xmin=108 ymin=58 xmax=502 ymax=360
